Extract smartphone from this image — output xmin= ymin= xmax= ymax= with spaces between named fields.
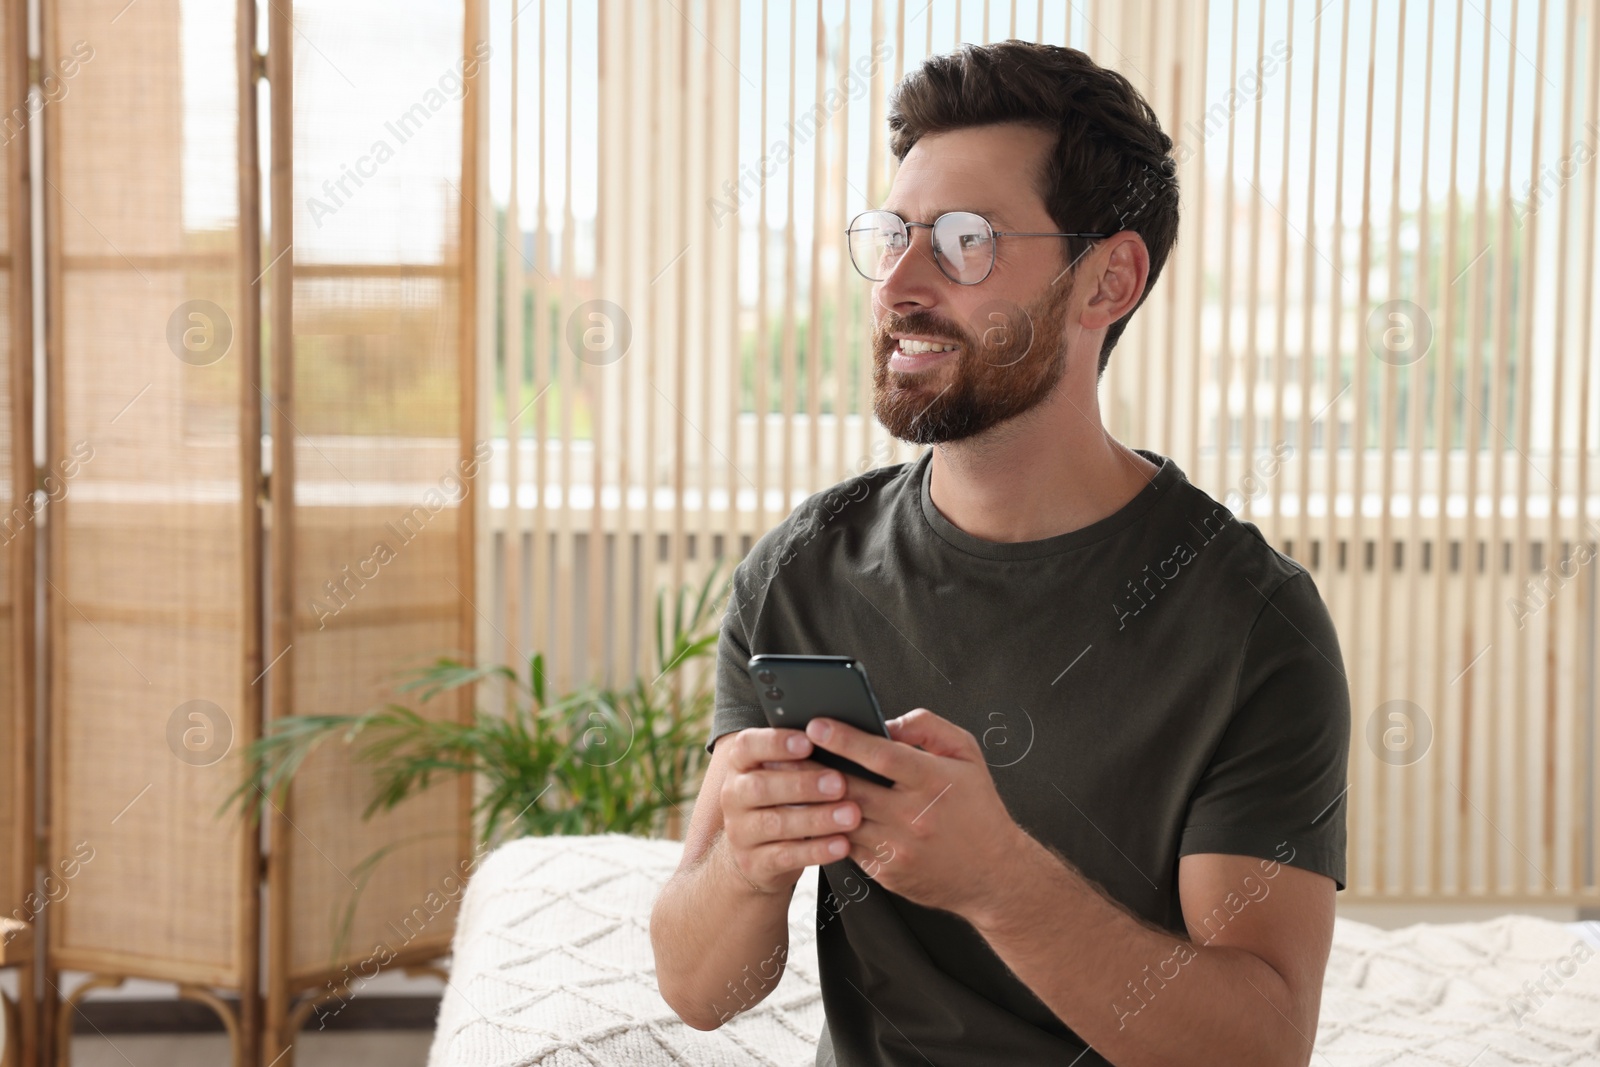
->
xmin=745 ymin=654 xmax=895 ymax=788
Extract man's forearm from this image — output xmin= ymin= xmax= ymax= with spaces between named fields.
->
xmin=650 ymin=832 xmax=796 ymax=1029
xmin=963 ymin=829 xmax=1307 ymax=1067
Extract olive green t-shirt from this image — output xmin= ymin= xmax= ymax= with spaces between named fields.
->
xmin=706 ymin=446 xmax=1349 ymax=1067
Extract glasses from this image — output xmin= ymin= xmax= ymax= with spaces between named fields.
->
xmin=845 ymin=209 xmax=1109 ymax=286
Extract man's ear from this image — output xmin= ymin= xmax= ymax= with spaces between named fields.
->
xmin=1078 ymin=232 xmax=1150 ymax=332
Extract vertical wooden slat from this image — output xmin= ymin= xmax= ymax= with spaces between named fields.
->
xmin=588 ymin=0 xmax=611 ymax=684
xmin=1432 ymin=0 xmax=1465 ymax=895
xmin=459 ymin=0 xmax=483 ymax=896
xmin=669 ymin=0 xmax=688 ymax=645
xmin=504 ymin=2 xmax=525 ymax=677
xmin=606 ymin=0 xmax=633 ymax=687
xmin=863 ymin=0 xmax=885 ymax=472
xmin=531 ymin=0 xmax=552 ymax=680
xmin=555 ymin=0 xmax=578 ymax=693
xmin=888 ymin=0 xmax=911 ymax=475
xmin=236 ymin=0 xmax=264 ymax=1054
xmin=1378 ymin=0 xmax=1408 ymax=893
xmin=636 ymin=0 xmax=658 ymax=685
xmin=1295 ymin=0 xmax=1321 ymax=581
xmin=596 ymin=0 xmax=611 ymax=682
xmin=724 ymin=0 xmax=744 ymax=580
xmin=756 ymin=0 xmax=771 ymax=537
xmin=3 ymin=0 xmax=35 ymax=1061
xmin=1407 ymin=0 xmax=1438 ymax=895
xmin=833 ymin=1 xmax=850 ymax=486
xmin=1487 ymin=0 xmax=1516 ymax=896
xmin=1511 ymin=0 xmax=1547 ymax=896
xmin=1458 ymin=0 xmax=1490 ymax=891
xmin=1327 ymin=0 xmax=1354 ymax=883
xmin=264 ymin=0 xmax=295 ymax=1053
xmin=1189 ymin=0 xmax=1209 ymax=493
xmin=1352 ymin=0 xmax=1375 ymax=890
xmin=1574 ymin=0 xmax=1600 ymax=908
xmin=1241 ymin=0 xmax=1265 ymax=518
xmin=1372 ymin=0 xmax=1398 ymax=895
xmin=1161 ymin=0 xmax=1183 ymax=470
xmin=1267 ymin=0 xmax=1293 ymax=550
xmin=1217 ymin=0 xmax=1237 ymax=495
xmin=40 ymin=0 xmax=64 ymax=1044
xmin=782 ymin=0 xmax=798 ymax=522
xmin=1543 ymin=0 xmax=1575 ymax=892
xmin=806 ymin=3 xmax=825 ymax=503
xmin=697 ymin=0 xmax=717 ymax=631
xmin=1571 ymin=0 xmax=1599 ymax=898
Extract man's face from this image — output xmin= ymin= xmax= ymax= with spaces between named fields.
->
xmin=869 ymin=123 xmax=1081 ymax=445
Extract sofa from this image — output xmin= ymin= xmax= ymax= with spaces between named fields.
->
xmin=428 ymin=834 xmax=1600 ymax=1066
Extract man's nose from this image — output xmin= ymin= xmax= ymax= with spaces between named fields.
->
xmin=875 ymin=226 xmax=949 ymax=314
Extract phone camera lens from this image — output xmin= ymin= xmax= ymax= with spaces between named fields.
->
xmin=756 ymin=670 xmax=776 ymax=685
xmin=765 ymin=687 xmax=783 ymax=700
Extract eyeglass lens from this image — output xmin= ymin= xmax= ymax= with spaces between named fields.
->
xmin=847 ymin=210 xmax=995 ymax=284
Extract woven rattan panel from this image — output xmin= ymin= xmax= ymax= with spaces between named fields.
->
xmin=47 ymin=0 xmax=246 ymax=983
xmin=282 ymin=0 xmax=471 ymax=982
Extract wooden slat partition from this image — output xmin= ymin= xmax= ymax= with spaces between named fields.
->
xmin=483 ymin=0 xmax=1600 ymax=904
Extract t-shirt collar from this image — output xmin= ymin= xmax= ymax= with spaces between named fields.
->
xmin=916 ymin=446 xmax=1184 ymax=560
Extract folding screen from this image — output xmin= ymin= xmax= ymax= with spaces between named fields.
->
xmin=263 ymin=0 xmax=479 ymax=1057
xmin=41 ymin=0 xmax=260 ymax=1060
xmin=28 ymin=0 xmax=476 ymax=1064
xmin=0 ymin=0 xmax=34 ymax=1062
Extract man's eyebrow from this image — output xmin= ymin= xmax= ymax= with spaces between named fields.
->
xmin=878 ymin=205 xmax=1015 ymax=227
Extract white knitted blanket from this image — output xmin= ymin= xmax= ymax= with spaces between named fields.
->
xmin=427 ymin=834 xmax=1600 ymax=1066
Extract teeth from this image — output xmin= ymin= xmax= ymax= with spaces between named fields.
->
xmin=897 ymin=339 xmax=959 ymax=354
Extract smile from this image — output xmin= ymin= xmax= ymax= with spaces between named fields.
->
xmin=889 ymin=338 xmax=961 ymax=372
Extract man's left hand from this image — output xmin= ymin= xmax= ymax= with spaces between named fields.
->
xmin=805 ymin=707 xmax=1026 ymax=920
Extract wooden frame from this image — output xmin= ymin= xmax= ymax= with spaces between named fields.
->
xmin=1 ymin=0 xmax=35 ymax=1059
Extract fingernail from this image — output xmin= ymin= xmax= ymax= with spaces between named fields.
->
xmin=787 ymin=734 xmax=808 ymax=754
xmin=832 ymin=805 xmax=854 ymax=826
xmin=829 ymin=839 xmax=848 ymax=856
xmin=808 ymin=719 xmax=832 ymax=741
xmin=819 ymin=773 xmax=843 ymax=794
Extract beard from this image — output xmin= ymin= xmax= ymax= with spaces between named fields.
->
xmin=870 ymin=273 xmax=1076 ymax=445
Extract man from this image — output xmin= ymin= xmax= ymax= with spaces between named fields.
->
xmin=651 ymin=39 xmax=1348 ymax=1067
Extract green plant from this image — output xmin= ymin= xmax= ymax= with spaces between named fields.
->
xmin=224 ymin=560 xmax=728 ymax=847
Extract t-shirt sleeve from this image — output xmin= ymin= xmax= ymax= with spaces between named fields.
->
xmin=1178 ymin=569 xmax=1351 ymax=890
xmin=705 ymin=553 xmax=769 ymax=754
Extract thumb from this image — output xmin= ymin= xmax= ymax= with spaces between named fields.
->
xmin=886 ymin=707 xmax=972 ymax=758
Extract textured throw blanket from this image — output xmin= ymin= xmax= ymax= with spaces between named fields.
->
xmin=428 ymin=834 xmax=1600 ymax=1066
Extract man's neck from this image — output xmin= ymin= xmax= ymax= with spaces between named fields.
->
xmin=924 ymin=388 xmax=1159 ymax=545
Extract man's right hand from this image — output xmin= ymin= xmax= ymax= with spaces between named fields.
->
xmin=717 ymin=727 xmax=861 ymax=895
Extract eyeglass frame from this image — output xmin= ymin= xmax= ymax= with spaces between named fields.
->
xmin=845 ymin=208 xmax=1111 ymax=286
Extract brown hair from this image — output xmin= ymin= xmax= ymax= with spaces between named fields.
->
xmin=887 ymin=40 xmax=1180 ymax=377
